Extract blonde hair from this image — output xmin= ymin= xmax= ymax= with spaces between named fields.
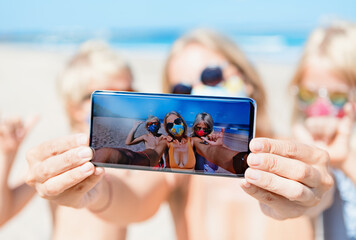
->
xmin=145 ymin=115 xmax=161 ymax=130
xmin=164 ymin=111 xmax=188 ymax=138
xmin=291 ymin=21 xmax=356 ymax=88
xmin=162 ymin=29 xmax=272 ymax=137
xmin=57 ymin=40 xmax=133 ymax=105
xmin=192 ymin=112 xmax=214 ymax=137
xmin=290 ymin=21 xmax=356 ymax=121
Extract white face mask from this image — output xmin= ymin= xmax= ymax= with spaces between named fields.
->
xmin=191 ymin=75 xmax=247 ymax=97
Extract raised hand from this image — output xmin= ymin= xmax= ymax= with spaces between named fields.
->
xmin=202 ymin=128 xmax=225 ymax=146
xmin=0 ymin=115 xmax=38 ymax=160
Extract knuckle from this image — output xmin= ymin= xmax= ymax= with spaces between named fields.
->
xmin=323 ymin=174 xmax=334 ymax=190
xmin=68 ymin=168 xmax=84 ymax=183
xmin=26 ymin=148 xmax=37 ymax=163
xmin=25 ymin=173 xmax=35 ymax=186
xmin=289 ymin=186 xmax=305 ymax=201
xmin=62 ymin=148 xmax=83 ymax=167
xmin=261 ymin=174 xmax=276 ymax=191
xmin=314 ymin=147 xmax=330 ymax=164
xmin=268 ymin=140 xmax=278 ymax=154
xmin=37 ymin=164 xmax=51 ymax=182
xmin=43 ymin=182 xmax=62 ymax=197
xmin=295 ymin=165 xmax=310 ymax=182
xmin=62 ymin=151 xmax=75 ymax=165
xmin=37 ymin=188 xmax=47 ymax=198
xmin=321 ymin=150 xmax=330 ymax=163
xmin=47 ymin=143 xmax=60 ymax=156
xmin=26 ymin=162 xmax=42 ymax=185
xmin=266 ymin=154 xmax=279 ymax=173
xmin=285 ymin=141 xmax=298 ymax=158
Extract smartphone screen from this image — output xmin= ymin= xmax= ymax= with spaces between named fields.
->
xmin=90 ymin=91 xmax=256 ymax=177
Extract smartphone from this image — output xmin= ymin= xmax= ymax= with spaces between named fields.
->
xmin=90 ymin=91 xmax=256 ymax=177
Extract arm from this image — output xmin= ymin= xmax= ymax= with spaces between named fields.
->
xmin=26 ymin=134 xmax=171 ymax=226
xmin=0 ymin=181 xmax=35 ymax=227
xmin=0 ymin=117 xmax=37 ymax=227
xmin=192 ymin=137 xmax=237 ymax=173
xmin=0 ymin=153 xmax=35 ymax=227
xmin=125 ymin=121 xmax=145 ymax=145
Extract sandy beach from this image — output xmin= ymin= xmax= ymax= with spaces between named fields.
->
xmin=0 ymin=43 xmax=297 ymax=239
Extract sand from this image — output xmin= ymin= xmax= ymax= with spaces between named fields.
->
xmin=0 ymin=43 xmax=297 ymax=239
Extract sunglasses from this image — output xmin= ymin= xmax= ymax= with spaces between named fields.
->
xmin=194 ymin=126 xmax=210 ymax=133
xmin=296 ymin=87 xmax=349 ymax=108
xmin=166 ymin=118 xmax=183 ymax=130
xmin=147 ymin=121 xmax=159 ymax=127
xmin=171 ymin=66 xmax=224 ymax=94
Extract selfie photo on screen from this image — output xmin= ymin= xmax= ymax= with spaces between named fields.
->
xmin=90 ymin=91 xmax=254 ymax=177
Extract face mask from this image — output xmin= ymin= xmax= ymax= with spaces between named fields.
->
xmin=304 ymin=98 xmax=345 ymax=118
xmin=148 ymin=124 xmax=159 ymax=133
xmin=195 ymin=129 xmax=207 ymax=137
xmin=168 ymin=123 xmax=184 ymax=137
xmin=192 ymin=76 xmax=247 ymax=97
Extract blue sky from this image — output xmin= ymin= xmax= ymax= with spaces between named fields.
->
xmin=93 ymin=92 xmax=253 ymax=126
xmin=1 ymin=0 xmax=355 ymax=33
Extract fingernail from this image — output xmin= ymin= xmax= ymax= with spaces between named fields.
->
xmin=77 ymin=134 xmax=88 ymax=145
xmin=80 ymin=162 xmax=93 ymax=173
xmin=252 ymin=141 xmax=263 ymax=152
xmin=248 ymin=154 xmax=261 ymax=166
xmin=78 ymin=147 xmax=93 ymax=159
xmin=246 ymin=169 xmax=260 ymax=180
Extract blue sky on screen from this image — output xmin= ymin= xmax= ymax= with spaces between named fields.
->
xmin=0 ymin=0 xmax=355 ymax=33
xmin=92 ymin=93 xmax=252 ymax=127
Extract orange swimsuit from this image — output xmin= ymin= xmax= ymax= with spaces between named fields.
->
xmin=168 ymin=138 xmax=196 ymax=170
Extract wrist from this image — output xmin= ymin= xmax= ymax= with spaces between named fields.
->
xmin=88 ymin=174 xmax=112 ymax=213
xmin=0 ymin=152 xmax=16 ymax=165
xmin=0 ymin=155 xmax=14 ymax=182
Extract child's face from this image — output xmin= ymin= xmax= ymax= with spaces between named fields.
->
xmin=298 ymin=64 xmax=351 ymax=118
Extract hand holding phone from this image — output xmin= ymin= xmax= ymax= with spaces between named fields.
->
xmin=241 ymin=138 xmax=334 ymax=219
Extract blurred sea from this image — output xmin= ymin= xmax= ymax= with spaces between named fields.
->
xmin=0 ymin=28 xmax=305 ymax=63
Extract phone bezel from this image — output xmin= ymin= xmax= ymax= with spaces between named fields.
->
xmin=89 ymin=90 xmax=256 ymax=178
